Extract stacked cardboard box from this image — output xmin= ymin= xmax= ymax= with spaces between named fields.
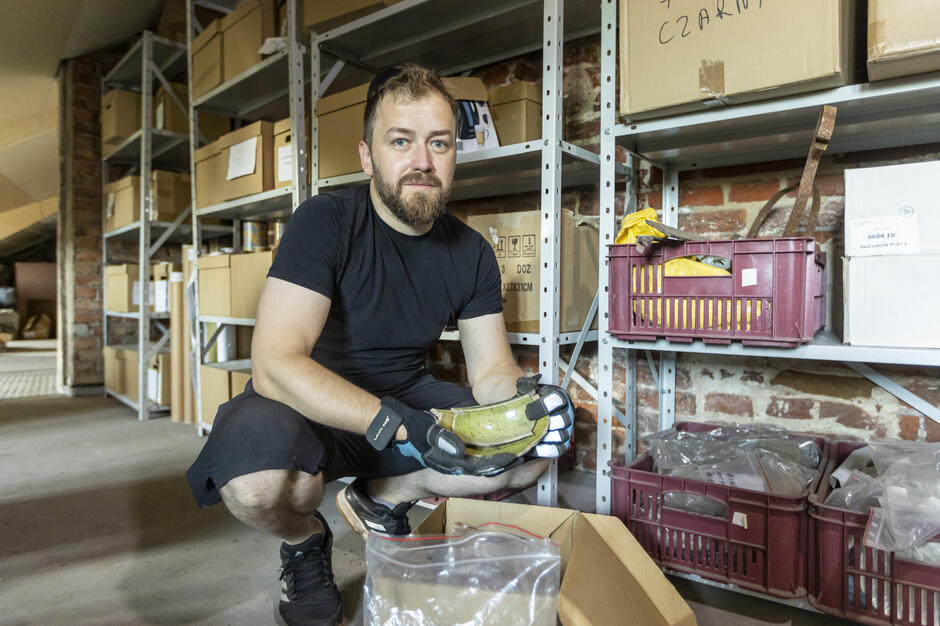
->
xmin=101 ymin=89 xmax=143 ymax=148
xmin=105 ymin=262 xmax=181 ymax=313
xmin=104 ymin=346 xmax=172 ymax=405
xmin=199 ymin=362 xmax=252 ymax=426
xmin=221 ymin=121 xmax=275 ymax=201
xmin=487 ymin=82 xmax=541 ymax=146
xmin=197 ymin=250 xmax=274 ymax=318
xmin=273 ymin=117 xmax=311 ymax=188
xmin=104 ymin=171 xmax=191 ymax=232
xmin=843 ymin=161 xmax=940 ymax=349
xmin=154 ymin=81 xmax=231 ymax=140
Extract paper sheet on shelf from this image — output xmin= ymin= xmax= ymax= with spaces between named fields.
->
xmin=277 ymin=144 xmax=293 ymax=182
xmin=155 ymin=101 xmax=165 ymax=130
xmin=226 ymin=137 xmax=257 ymax=180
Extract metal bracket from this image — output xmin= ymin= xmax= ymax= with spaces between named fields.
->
xmin=318 ymin=59 xmax=346 ymax=98
xmin=645 ymin=350 xmax=659 ymax=387
xmin=149 ymin=204 xmax=193 ymax=256
xmin=150 ymin=60 xmax=208 ymax=145
xmin=202 ymin=323 xmax=228 ymax=360
xmin=844 ymin=362 xmax=940 ymax=425
xmin=145 ymin=326 xmax=172 ymax=364
xmin=562 ymin=290 xmax=598 ymax=390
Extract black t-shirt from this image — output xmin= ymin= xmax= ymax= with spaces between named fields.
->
xmin=267 ymin=185 xmax=502 ymax=396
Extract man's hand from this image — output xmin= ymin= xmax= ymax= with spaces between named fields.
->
xmin=517 ymin=376 xmax=575 ymax=458
xmin=379 ymin=397 xmax=519 ymax=476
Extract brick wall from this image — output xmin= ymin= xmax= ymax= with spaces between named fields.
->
xmin=426 ymin=34 xmax=940 ymax=473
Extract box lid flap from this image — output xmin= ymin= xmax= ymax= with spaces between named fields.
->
xmin=443 ymin=77 xmax=489 ymax=102
xmin=487 ymin=81 xmax=541 ymax=105
xmin=218 ymin=120 xmax=273 ymax=149
xmin=194 ymin=139 xmax=223 ymax=161
xmin=197 ymin=254 xmax=232 ymax=269
xmin=192 ymin=18 xmax=220 ymax=53
xmin=316 ymin=83 xmax=370 ymax=116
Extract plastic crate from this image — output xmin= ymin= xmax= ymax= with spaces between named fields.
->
xmin=809 ymin=441 xmax=940 ymax=625
xmin=608 ymin=237 xmax=825 ymax=347
xmin=609 ymin=421 xmax=828 ymax=598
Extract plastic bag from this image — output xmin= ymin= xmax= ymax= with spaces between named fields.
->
xmin=662 ymin=491 xmax=728 ymax=518
xmin=364 ymin=523 xmax=560 ymax=625
xmin=615 ymin=208 xmax=731 ymax=278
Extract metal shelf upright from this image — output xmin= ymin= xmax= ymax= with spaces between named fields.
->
xmin=596 ymin=0 xmax=940 ymax=509
xmin=186 ymin=0 xmax=309 ymax=435
xmin=101 ymin=31 xmax=192 ymax=420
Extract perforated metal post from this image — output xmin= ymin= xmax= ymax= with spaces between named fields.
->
xmin=286 ymin=0 xmax=308 ymax=208
xmin=658 ymin=167 xmax=678 ymax=430
xmin=310 ymin=32 xmax=320 ymax=198
xmin=138 ymin=32 xmax=154 ymax=421
xmin=536 ymin=0 xmax=564 ymax=508
xmin=596 ymin=0 xmax=618 ymax=515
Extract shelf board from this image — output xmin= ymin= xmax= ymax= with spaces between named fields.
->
xmin=204 ymin=359 xmax=252 ymax=371
xmin=440 ymin=329 xmax=598 ymax=346
xmin=193 ymin=50 xmax=302 ymax=121
xmin=195 ymin=187 xmax=295 ymax=221
xmin=102 ymin=34 xmax=187 ymax=90
xmin=105 ymin=311 xmax=171 ymax=320
xmin=106 ymin=389 xmax=170 ymax=414
xmin=104 ymin=220 xmax=230 ymax=243
xmin=607 ymin=331 xmax=940 ymax=367
xmin=0 ymin=214 xmax=56 ymax=257
xmin=198 ymin=316 xmax=257 ymax=327
xmin=614 ymin=72 xmax=940 ymax=170
xmin=318 ymin=0 xmax=600 ymax=76
xmin=317 ymin=140 xmax=607 ymax=200
xmin=102 ymin=129 xmax=190 ymax=170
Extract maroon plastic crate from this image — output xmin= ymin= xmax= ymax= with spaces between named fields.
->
xmin=608 ymin=237 xmax=825 ymax=347
xmin=809 ymin=441 xmax=940 ymax=625
xmin=609 ymin=421 xmax=827 ymax=598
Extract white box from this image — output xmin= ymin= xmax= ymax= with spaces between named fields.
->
xmin=844 ymin=161 xmax=940 ymax=257
xmin=843 ymin=255 xmax=940 ymax=349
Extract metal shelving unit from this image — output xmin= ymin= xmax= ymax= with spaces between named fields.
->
xmin=596 ymin=0 xmax=940 ymax=596
xmin=186 ymin=0 xmax=310 ymax=435
xmin=101 ymin=31 xmax=191 ymax=420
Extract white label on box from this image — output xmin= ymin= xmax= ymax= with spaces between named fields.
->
xmin=106 ymin=192 xmax=115 ymax=217
xmin=277 ymin=144 xmax=293 ymax=182
xmin=731 ymin=512 xmax=748 ymax=530
xmin=226 ymin=137 xmax=258 ymax=180
xmin=132 ymin=281 xmax=155 ymax=306
xmin=154 ymin=281 xmax=169 ymax=312
xmin=155 ymin=101 xmax=165 ymax=130
xmin=147 ymin=367 xmax=160 ymax=404
xmin=849 ymin=214 xmax=920 ymax=256
xmin=741 ymin=267 xmax=757 ymax=287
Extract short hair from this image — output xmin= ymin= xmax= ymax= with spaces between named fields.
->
xmin=362 ymin=64 xmax=459 ymax=147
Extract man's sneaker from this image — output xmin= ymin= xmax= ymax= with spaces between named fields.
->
xmin=278 ymin=511 xmax=343 ymax=626
xmin=336 ymin=478 xmax=413 ymax=539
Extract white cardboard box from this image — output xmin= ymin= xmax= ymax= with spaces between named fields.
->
xmin=843 ymin=254 xmax=940 ymax=348
xmin=844 ymin=161 xmax=940 ymax=257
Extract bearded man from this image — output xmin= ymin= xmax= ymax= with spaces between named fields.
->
xmin=185 ymin=64 xmax=574 ymax=626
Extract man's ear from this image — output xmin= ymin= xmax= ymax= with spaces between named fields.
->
xmin=358 ymin=140 xmax=373 ymax=176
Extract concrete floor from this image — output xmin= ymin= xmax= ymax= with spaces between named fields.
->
xmin=0 ymin=345 xmax=850 ymax=625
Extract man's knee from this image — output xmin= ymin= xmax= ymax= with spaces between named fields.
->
xmin=221 ymin=469 xmax=324 ymax=513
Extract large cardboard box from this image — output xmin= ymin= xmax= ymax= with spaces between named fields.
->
xmin=104 ymin=175 xmax=140 ymax=232
xmin=487 ymin=82 xmax=542 ymax=146
xmin=200 ymin=361 xmax=250 ymax=425
xmin=273 ymin=117 xmax=311 ymax=188
xmin=618 ymin=0 xmax=858 ymax=119
xmin=844 ymin=161 xmax=940 ymax=257
xmin=197 ymin=254 xmax=232 ymax=317
xmin=105 ymin=265 xmax=135 ymax=312
xmin=194 ymin=139 xmax=226 ymax=208
xmin=220 ymin=121 xmax=275 ymax=200
xmin=221 ymin=0 xmax=276 ymax=83
xmin=104 ymin=346 xmax=125 ymax=395
xmin=112 ymin=347 xmax=170 ymax=403
xmin=101 ymin=88 xmax=141 ymax=147
xmin=192 ymin=18 xmax=223 ymax=99
xmin=197 ymin=250 xmax=272 ymax=319
xmin=303 ymin=0 xmax=400 ymax=34
xmin=844 ymin=255 xmax=940 ymax=349
xmin=868 ymin=0 xmax=940 ymax=81
xmin=150 ymin=171 xmax=192 ymax=222
xmin=413 ymin=499 xmax=696 ymax=626
xmin=466 ymin=210 xmax=598 ymax=333
xmin=154 ymin=81 xmax=231 ymax=139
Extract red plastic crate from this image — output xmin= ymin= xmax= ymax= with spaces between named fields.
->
xmin=809 ymin=441 xmax=940 ymax=625
xmin=609 ymin=422 xmax=827 ymax=598
xmin=608 ymin=237 xmax=825 ymax=347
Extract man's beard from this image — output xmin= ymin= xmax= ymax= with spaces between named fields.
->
xmin=373 ymin=165 xmax=450 ymax=229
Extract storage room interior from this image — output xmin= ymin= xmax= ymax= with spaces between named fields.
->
xmin=0 ymin=0 xmax=938 ymax=624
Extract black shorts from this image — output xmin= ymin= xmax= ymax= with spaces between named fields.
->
xmin=185 ymin=373 xmax=476 ymax=507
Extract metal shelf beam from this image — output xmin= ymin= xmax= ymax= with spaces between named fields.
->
xmin=194 ymin=186 xmax=295 ymax=222
xmin=102 ymin=129 xmax=190 ymax=171
xmin=102 ymin=35 xmax=187 ymax=90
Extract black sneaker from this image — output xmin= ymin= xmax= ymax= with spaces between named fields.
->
xmin=336 ymin=478 xmax=413 ymax=539
xmin=278 ymin=511 xmax=343 ymax=626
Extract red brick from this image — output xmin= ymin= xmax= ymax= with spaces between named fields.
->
xmin=899 ymin=414 xmax=921 ymax=441
xmin=74 ymin=312 xmax=101 ymax=324
xmin=678 ymin=208 xmax=748 ymax=234
xmin=765 ymin=397 xmax=814 ymax=419
xmin=73 ymin=337 xmax=98 ymax=350
xmin=729 ymin=180 xmax=780 ymax=203
xmin=678 ymin=185 xmax=723 ymax=207
xmin=75 ymin=274 xmax=102 ymax=287
xmin=705 ymin=393 xmax=754 ymax=417
xmin=676 ymin=391 xmax=696 ymax=416
xmin=819 ymin=401 xmax=882 ymax=432
xmin=927 ymin=418 xmax=940 ymax=442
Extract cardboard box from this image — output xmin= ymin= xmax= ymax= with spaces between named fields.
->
xmin=487 ymin=82 xmax=541 ymax=146
xmin=105 ymin=265 xmax=135 ymax=312
xmin=104 ymin=346 xmax=124 ymax=395
xmin=146 ymin=352 xmax=173 ymax=405
xmin=844 ymin=255 xmax=940 ymax=349
xmin=154 ymin=81 xmax=231 ymax=139
xmin=109 ymin=347 xmax=170 ymax=402
xmin=303 ymin=0 xmax=400 ymax=34
xmin=844 ymin=161 xmax=940 ymax=257
xmin=868 ymin=0 xmax=940 ymax=81
xmin=412 ymin=499 xmax=696 ymax=626
xmin=221 ymin=0 xmax=276 ymax=83
xmin=199 ymin=361 xmax=252 ymax=425
xmin=466 ymin=210 xmax=598 ymax=333
xmin=445 ymin=77 xmax=499 ymax=154
xmin=194 ymin=139 xmax=226 ymax=208
xmin=101 ymin=88 xmax=141 ymax=147
xmin=220 ymin=121 xmax=275 ymax=200
xmin=155 ymin=0 xmax=225 ymax=44
xmin=618 ymin=0 xmax=858 ymax=119
xmin=197 ymin=250 xmax=273 ymax=318
xmin=273 ymin=117 xmax=311 ymax=188
xmin=230 ymin=369 xmax=252 ymax=398
xmin=197 ymin=254 xmax=233 ymax=317
xmin=104 ymin=175 xmax=139 ymax=232
xmin=192 ymin=18 xmax=223 ymax=99
xmin=150 ymin=171 xmax=192 ymax=222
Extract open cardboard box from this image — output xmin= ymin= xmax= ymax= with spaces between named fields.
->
xmin=413 ymin=499 xmax=696 ymax=626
